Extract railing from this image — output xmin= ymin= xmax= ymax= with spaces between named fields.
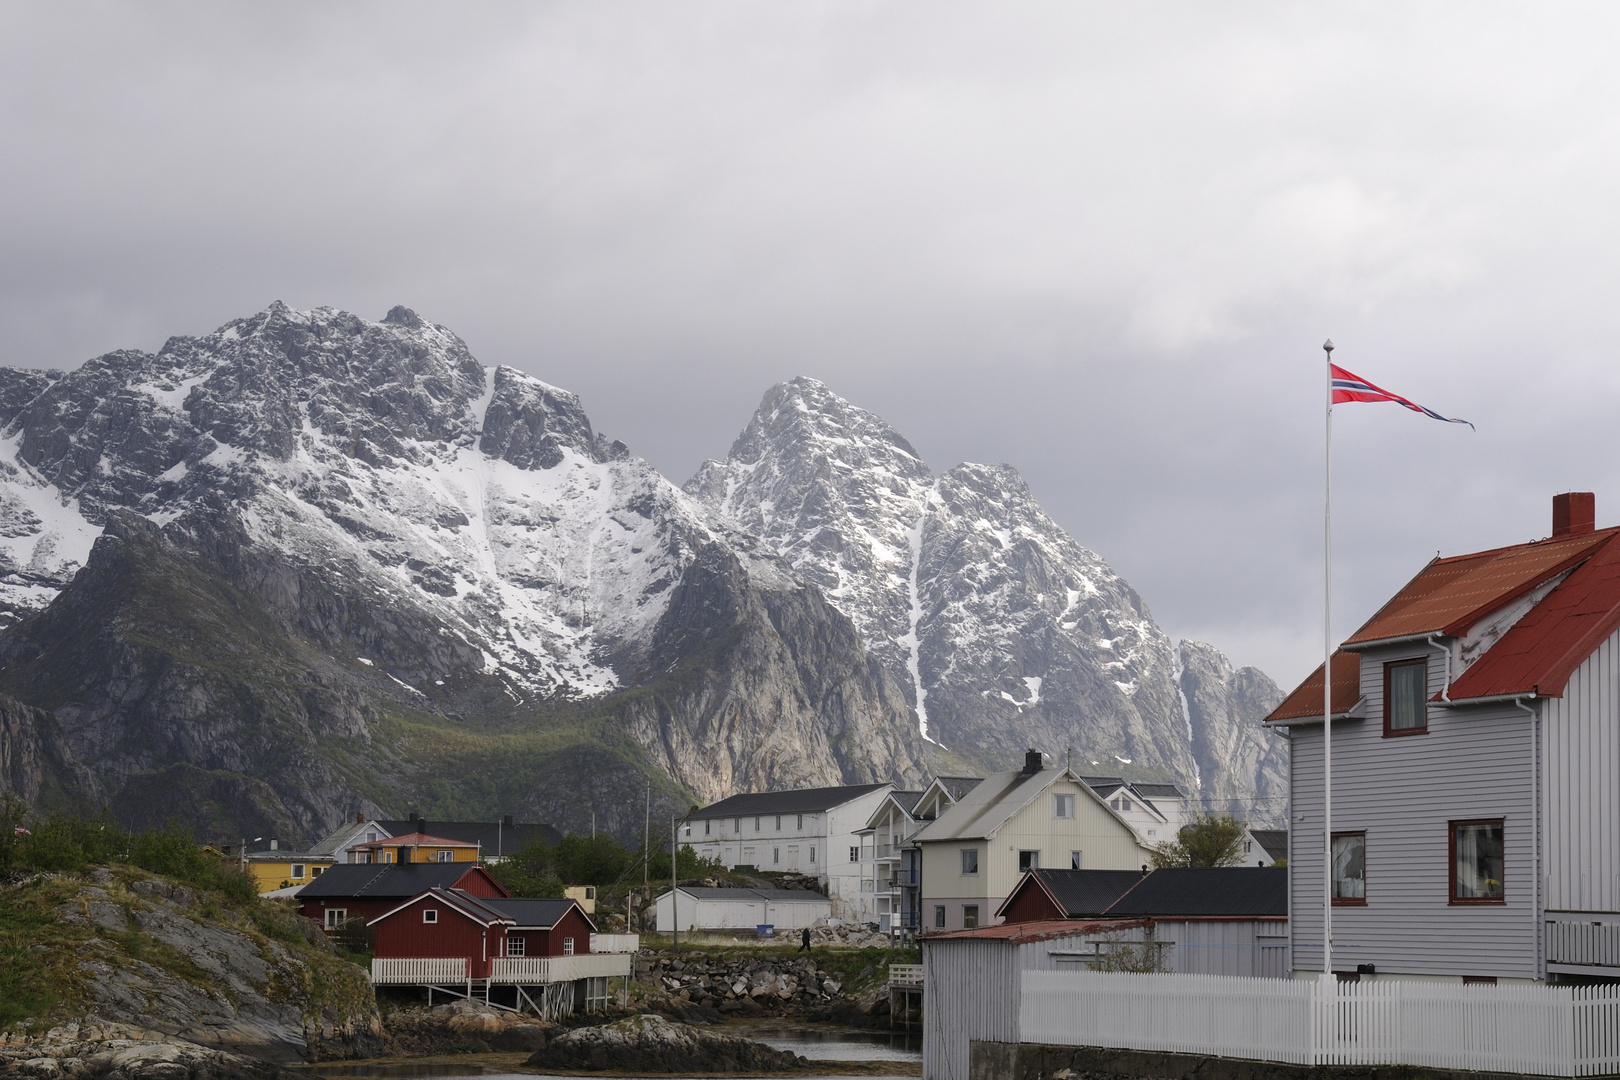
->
xmin=589 ymin=933 xmax=640 ymax=953
xmin=490 ymin=953 xmax=633 ymax=984
xmin=370 ymin=957 xmax=468 ymax=984
xmin=1019 ymin=970 xmax=1620 ymax=1077
xmin=890 ymin=963 xmax=924 ymax=989
xmin=1549 ymin=919 xmax=1620 ymax=968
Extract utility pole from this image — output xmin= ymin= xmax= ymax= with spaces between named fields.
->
xmin=643 ymin=781 xmax=650 ymax=890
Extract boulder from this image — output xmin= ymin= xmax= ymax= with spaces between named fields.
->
xmin=527 ymin=1014 xmax=805 ymax=1073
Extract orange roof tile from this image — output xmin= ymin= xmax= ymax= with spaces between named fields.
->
xmin=1343 ymin=529 xmax=1618 ymax=646
xmin=1267 ymin=651 xmax=1361 ymax=723
xmin=355 ymin=832 xmax=479 ymax=848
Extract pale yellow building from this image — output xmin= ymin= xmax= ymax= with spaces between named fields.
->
xmin=912 ymin=750 xmax=1153 ymax=931
xmin=564 ymin=885 xmax=598 ymax=914
xmin=240 ymin=849 xmax=335 ymax=894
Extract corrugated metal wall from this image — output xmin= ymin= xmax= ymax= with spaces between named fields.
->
xmin=1544 ymin=628 xmax=1620 ymax=915
xmin=1093 ymin=920 xmax=1289 ymax=978
xmin=923 ymin=939 xmax=1018 ymax=1080
xmin=1287 ymin=644 xmax=1535 ymax=979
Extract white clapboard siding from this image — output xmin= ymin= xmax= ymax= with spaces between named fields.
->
xmin=1287 ymin=643 xmax=1536 ymax=979
xmin=1014 ymin=970 xmax=1620 ymax=1078
xmin=1545 ymin=628 xmax=1620 ymax=916
xmin=370 ymin=957 xmax=468 ymax=984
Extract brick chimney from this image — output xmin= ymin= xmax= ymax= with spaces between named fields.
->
xmin=355 ymin=811 xmax=365 ymax=823
xmin=1554 ymin=492 xmax=1595 ymax=537
xmin=1022 ymin=748 xmax=1043 ymax=775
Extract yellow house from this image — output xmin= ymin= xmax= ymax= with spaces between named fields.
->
xmin=564 ymin=885 xmax=597 ymax=914
xmin=348 ymin=832 xmax=480 ymax=865
xmin=912 ymin=750 xmax=1154 ymax=932
xmin=239 ymin=849 xmax=335 ymax=895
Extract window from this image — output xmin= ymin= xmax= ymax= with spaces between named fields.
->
xmin=312 ymin=866 xmax=324 ymax=877
xmin=291 ymin=863 xmax=306 ymax=880
xmin=960 ymin=848 xmax=979 ymax=875
xmin=797 ymin=814 xmax=804 ymax=829
xmin=1451 ymin=820 xmax=1505 ymax=903
xmin=1070 ymin=851 xmax=1082 ymax=870
xmin=563 ymin=937 xmax=575 ymax=955
xmin=324 ymin=908 xmax=347 ymax=929
xmin=1053 ymin=794 xmax=1075 ymax=819
xmin=963 ymin=905 xmax=980 ymax=929
xmin=773 ymin=848 xmax=780 ymax=865
xmin=1111 ymin=796 xmax=1134 ymax=813
xmin=1331 ymin=833 xmax=1366 ymax=904
xmin=381 ymin=850 xmax=392 ymax=863
xmin=755 ymin=816 xmax=762 ymax=832
xmin=734 ymin=817 xmax=741 ymax=833
xmin=810 ymin=846 xmax=816 ymax=864
xmin=683 ymin=824 xmax=691 ymax=838
xmin=1018 ymin=850 xmax=1040 ymax=873
xmin=507 ymin=936 xmax=526 ymax=956
xmin=705 ymin=820 xmax=711 ymax=836
xmin=850 ymin=846 xmax=860 ymax=863
xmin=933 ymin=905 xmax=946 ymax=929
xmin=423 ymin=909 xmax=438 ymax=923
xmin=436 ymin=850 xmax=454 ymax=863
xmin=775 ymin=815 xmax=782 ymax=830
xmin=584 ymin=887 xmax=595 ymax=899
xmin=1385 ymin=658 xmax=1429 ymax=735
xmin=1463 ymin=975 xmax=1498 ymax=985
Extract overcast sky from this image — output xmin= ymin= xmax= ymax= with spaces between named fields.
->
xmin=3 ymin=3 xmax=1618 ymax=690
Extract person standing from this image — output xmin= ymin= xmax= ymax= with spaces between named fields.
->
xmin=798 ymin=926 xmax=812 ymax=952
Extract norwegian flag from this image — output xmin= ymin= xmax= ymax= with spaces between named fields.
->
xmin=1331 ymin=363 xmax=1473 ymax=429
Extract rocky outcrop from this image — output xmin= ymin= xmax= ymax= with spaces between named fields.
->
xmin=0 ymin=1027 xmax=306 ymax=1080
xmin=1176 ymin=640 xmax=1287 ymax=826
xmin=525 ymin=1014 xmax=807 ymax=1073
xmin=10 ymin=868 xmax=380 ymax=1063
xmin=380 ymin=1001 xmax=551 ymax=1056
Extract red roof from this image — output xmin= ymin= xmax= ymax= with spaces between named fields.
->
xmin=1267 ymin=651 xmax=1361 ymax=723
xmin=1269 ymin=511 xmax=1620 ymax=715
xmin=1447 ymin=531 xmax=1620 ymax=699
xmin=1343 ymin=529 xmax=1618 ymax=646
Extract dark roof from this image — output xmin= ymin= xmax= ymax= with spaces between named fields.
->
xmin=1132 ymin=783 xmax=1185 ymax=799
xmin=293 ymin=862 xmax=497 ymax=900
xmin=892 ymin=791 xmax=924 ymax=814
xmin=370 ymin=886 xmax=513 ymax=928
xmin=1023 ymin=869 xmax=1149 ymax=918
xmin=667 ymin=887 xmax=827 ymax=903
xmin=481 ymin=897 xmax=592 ymax=930
xmin=1079 ymin=776 xmax=1125 ymax=795
xmin=934 ymin=776 xmax=984 ymax=802
xmin=1250 ymin=830 xmax=1288 ymax=861
xmin=1102 ymin=867 xmax=1287 ymax=918
xmin=693 ymin=784 xmax=890 ymax=818
xmin=375 ymin=819 xmax=562 ymax=855
xmin=1267 ymin=650 xmax=1361 ymax=723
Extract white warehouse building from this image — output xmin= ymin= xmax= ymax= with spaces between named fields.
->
xmin=683 ymin=783 xmax=893 ymax=921
xmin=654 ymin=886 xmax=830 ymax=932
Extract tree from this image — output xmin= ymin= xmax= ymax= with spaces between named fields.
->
xmin=1150 ymin=813 xmax=1247 ymax=868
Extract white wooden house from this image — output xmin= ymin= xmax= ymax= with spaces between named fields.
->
xmin=1268 ymin=492 xmax=1620 ymax=983
xmin=1078 ymin=776 xmax=1189 ymax=847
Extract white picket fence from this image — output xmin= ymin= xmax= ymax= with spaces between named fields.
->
xmin=489 ymin=953 xmax=633 ymax=984
xmin=1021 ymin=970 xmax=1620 ymax=1077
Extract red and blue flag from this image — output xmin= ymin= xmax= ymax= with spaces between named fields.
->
xmin=1331 ymin=363 xmax=1473 ymax=429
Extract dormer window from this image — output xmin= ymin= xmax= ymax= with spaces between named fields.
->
xmin=1385 ymin=658 xmax=1429 ymax=736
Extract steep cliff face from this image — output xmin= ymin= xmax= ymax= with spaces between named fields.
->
xmin=0 ymin=306 xmax=925 ymax=840
xmin=690 ymin=378 xmax=1277 ymax=805
xmin=1175 ymin=639 xmax=1288 ymax=826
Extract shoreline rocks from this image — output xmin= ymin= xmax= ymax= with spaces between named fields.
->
xmin=0 ymin=1026 xmax=306 ymax=1080
xmin=525 ymin=1014 xmax=807 ymax=1073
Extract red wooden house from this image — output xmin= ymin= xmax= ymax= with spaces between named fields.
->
xmin=294 ymin=861 xmax=507 ymax=930
xmin=368 ymin=888 xmax=597 ymax=978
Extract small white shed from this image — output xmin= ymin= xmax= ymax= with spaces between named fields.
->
xmin=654 ymin=887 xmax=830 ymax=932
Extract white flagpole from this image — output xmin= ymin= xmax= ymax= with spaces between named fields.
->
xmin=1322 ymin=338 xmax=1334 ymax=978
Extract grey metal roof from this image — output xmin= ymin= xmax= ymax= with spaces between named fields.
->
xmin=692 ymin=784 xmax=891 ymax=818
xmin=665 ymin=887 xmax=828 ymax=903
xmin=293 ymin=862 xmax=485 ymax=900
xmin=1079 ymin=775 xmax=1125 ymax=793
xmin=1131 ymin=783 xmax=1186 ymax=799
xmin=307 ymin=820 xmax=383 ymax=858
xmin=911 ymin=768 xmax=1080 ymax=843
xmin=1024 ymin=869 xmax=1150 ymax=917
xmin=1101 ymin=867 xmax=1287 ymax=918
xmin=480 ymin=897 xmax=586 ymax=929
xmin=1250 ymin=829 xmax=1289 ymax=862
xmin=935 ymin=776 xmax=983 ymax=801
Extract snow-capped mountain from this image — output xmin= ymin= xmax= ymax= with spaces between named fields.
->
xmin=0 ymin=306 xmax=926 ymax=840
xmin=688 ymin=378 xmax=1287 ymax=817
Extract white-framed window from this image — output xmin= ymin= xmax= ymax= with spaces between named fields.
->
xmin=1053 ymin=794 xmax=1074 ymax=819
xmin=933 ymin=905 xmax=946 ymax=928
xmin=960 ymin=848 xmax=979 ymax=875
xmin=810 ymin=846 xmax=815 ymax=863
xmin=436 ymin=850 xmax=454 ymax=863
xmin=1070 ymin=851 xmax=1082 ymax=870
xmin=423 ymin=909 xmax=438 ymax=924
xmin=683 ymin=824 xmax=691 ymax=838
xmin=1018 ymin=850 xmax=1040 ymax=873
xmin=850 ymin=846 xmax=859 ymax=863
xmin=1111 ymin=796 xmax=1134 ymax=813
xmin=381 ymin=850 xmax=392 ymax=863
xmin=773 ymin=848 xmax=780 ymax=864
xmin=563 ymin=937 xmax=575 ymax=956
xmin=755 ymin=816 xmax=762 ymax=832
xmin=507 ymin=936 xmax=526 ymax=956
xmin=704 ymin=820 xmax=711 ymax=835
xmin=291 ymin=863 xmax=306 ymax=879
xmin=775 ymin=815 xmax=782 ymax=830
xmin=324 ymin=908 xmax=347 ymax=930
xmin=963 ymin=905 xmax=980 ymax=929
xmin=796 ymin=814 xmax=804 ymax=829
xmin=734 ymin=817 xmax=742 ymax=833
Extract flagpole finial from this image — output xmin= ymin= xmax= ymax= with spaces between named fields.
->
xmin=1323 ymin=339 xmax=1335 ymax=354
